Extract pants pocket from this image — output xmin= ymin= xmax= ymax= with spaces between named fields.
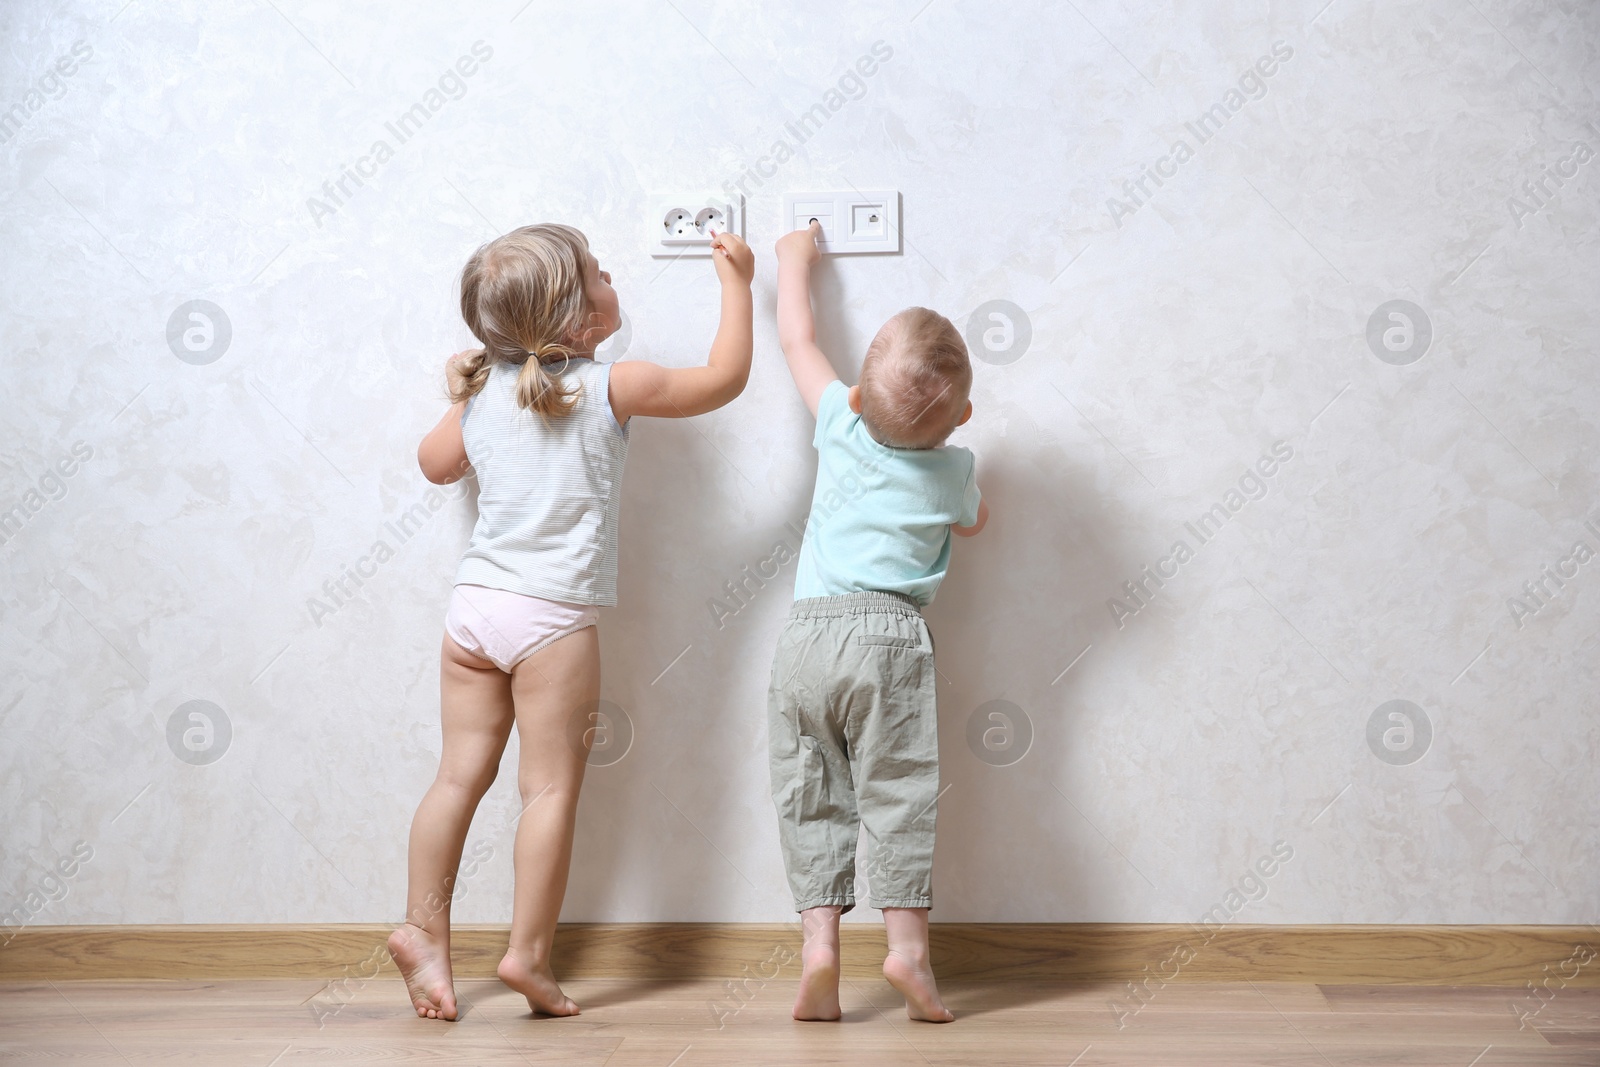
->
xmin=857 ymin=633 xmax=917 ymax=648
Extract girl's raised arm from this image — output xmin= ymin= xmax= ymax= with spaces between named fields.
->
xmin=608 ymin=232 xmax=755 ymax=420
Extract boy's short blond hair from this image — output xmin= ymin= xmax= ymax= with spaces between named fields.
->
xmin=857 ymin=307 xmax=972 ymax=449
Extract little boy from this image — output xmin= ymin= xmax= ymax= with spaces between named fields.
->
xmin=768 ymin=222 xmax=988 ymax=1023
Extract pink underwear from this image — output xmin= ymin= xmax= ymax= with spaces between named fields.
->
xmin=443 ymin=584 xmax=598 ymax=673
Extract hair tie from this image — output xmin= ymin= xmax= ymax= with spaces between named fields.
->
xmin=525 ymin=346 xmax=572 ymax=374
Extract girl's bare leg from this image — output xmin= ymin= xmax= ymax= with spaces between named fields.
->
xmin=390 ymin=634 xmax=515 ymax=1021
xmin=495 ymin=624 xmax=599 ymax=1017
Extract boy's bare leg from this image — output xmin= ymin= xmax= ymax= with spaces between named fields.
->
xmin=794 ymin=905 xmax=843 ymax=1020
xmin=882 ymin=907 xmax=953 ymax=1022
xmin=495 ymin=625 xmax=599 ymax=1017
xmin=391 ymin=634 xmax=515 ymax=1020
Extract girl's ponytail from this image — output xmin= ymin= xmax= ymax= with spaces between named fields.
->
xmin=513 ymin=341 xmax=580 ymax=419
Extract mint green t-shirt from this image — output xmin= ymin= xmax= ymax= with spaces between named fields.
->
xmin=792 ymin=379 xmax=981 ymax=607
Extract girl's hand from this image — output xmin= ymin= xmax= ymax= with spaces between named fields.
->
xmin=445 ymin=348 xmax=482 ymax=393
xmin=710 ymin=231 xmax=755 ymax=287
xmin=775 ymin=220 xmax=822 ymax=268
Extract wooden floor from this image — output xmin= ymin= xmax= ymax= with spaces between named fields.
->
xmin=3 ymin=977 xmax=1598 ymax=1065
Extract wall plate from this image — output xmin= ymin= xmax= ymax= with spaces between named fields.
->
xmin=648 ymin=194 xmax=744 ymax=257
xmin=781 ymin=190 xmax=900 ymax=254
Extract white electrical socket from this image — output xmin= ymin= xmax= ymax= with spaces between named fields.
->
xmin=649 ymin=194 xmax=744 ymax=257
xmin=781 ymin=190 xmax=900 ymax=254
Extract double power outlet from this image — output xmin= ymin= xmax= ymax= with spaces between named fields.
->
xmin=647 ymin=190 xmax=901 ymax=257
xmin=648 ymin=195 xmax=745 ymax=258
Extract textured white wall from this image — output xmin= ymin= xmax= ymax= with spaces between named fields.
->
xmin=2 ymin=0 xmax=1596 ymax=932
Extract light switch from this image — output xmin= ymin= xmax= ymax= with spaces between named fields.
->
xmin=791 ymin=200 xmax=834 ymax=240
xmin=782 ymin=190 xmax=900 ymax=254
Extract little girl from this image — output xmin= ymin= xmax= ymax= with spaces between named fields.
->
xmin=390 ymin=222 xmax=755 ymax=1020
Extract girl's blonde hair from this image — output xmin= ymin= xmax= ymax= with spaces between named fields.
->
xmin=449 ymin=223 xmax=598 ymax=420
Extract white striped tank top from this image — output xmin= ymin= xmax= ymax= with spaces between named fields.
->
xmin=454 ymin=357 xmax=630 ymax=606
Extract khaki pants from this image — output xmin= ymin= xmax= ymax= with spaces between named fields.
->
xmin=766 ymin=591 xmax=939 ymax=912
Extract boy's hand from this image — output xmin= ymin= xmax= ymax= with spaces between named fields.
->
xmin=775 ymin=221 xmax=822 ymax=268
xmin=710 ymin=231 xmax=754 ymax=287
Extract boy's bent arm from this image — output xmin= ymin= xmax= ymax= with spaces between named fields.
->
xmin=953 ymin=498 xmax=989 ymax=537
xmin=775 ymin=222 xmax=837 ymax=417
xmin=611 ymin=232 xmax=755 ymax=420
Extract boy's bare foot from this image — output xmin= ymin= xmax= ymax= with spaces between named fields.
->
xmin=792 ymin=940 xmax=841 ymax=1021
xmin=388 ymin=923 xmax=457 ymax=1021
xmin=497 ymin=948 xmax=580 ymax=1016
xmin=883 ymin=950 xmax=954 ymax=1023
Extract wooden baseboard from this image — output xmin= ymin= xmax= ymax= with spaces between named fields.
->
xmin=3 ymin=923 xmax=1596 ymax=985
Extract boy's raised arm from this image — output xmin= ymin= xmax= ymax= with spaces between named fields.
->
xmin=774 ymin=221 xmax=838 ymax=418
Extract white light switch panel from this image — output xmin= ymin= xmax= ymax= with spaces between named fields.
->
xmin=648 ymin=194 xmax=745 ymax=257
xmin=782 ymin=190 xmax=900 ymax=254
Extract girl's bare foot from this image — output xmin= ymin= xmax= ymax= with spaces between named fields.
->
xmin=792 ymin=940 xmax=841 ymax=1021
xmin=883 ymin=950 xmax=954 ymax=1023
xmin=497 ymin=948 xmax=580 ymax=1016
xmin=388 ymin=923 xmax=457 ymax=1021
